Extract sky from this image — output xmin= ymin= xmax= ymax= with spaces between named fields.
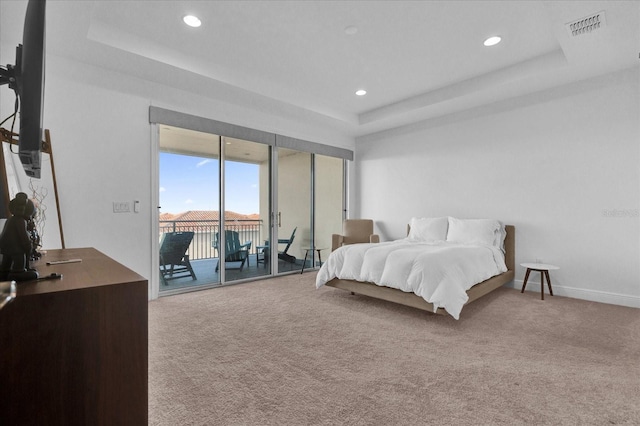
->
xmin=159 ymin=152 xmax=260 ymax=215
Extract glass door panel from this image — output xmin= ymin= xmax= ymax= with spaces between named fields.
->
xmin=159 ymin=126 xmax=220 ymax=292
xmin=222 ymin=137 xmax=271 ymax=281
xmin=276 ymin=148 xmax=311 ymax=274
xmin=313 ymin=155 xmax=344 ymax=270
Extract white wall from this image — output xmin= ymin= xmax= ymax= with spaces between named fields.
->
xmin=356 ymin=67 xmax=640 ymax=308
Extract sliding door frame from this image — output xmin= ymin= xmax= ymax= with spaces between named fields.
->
xmin=149 ymin=107 xmax=352 ymax=297
xmin=150 ymin=123 xmax=160 ymax=299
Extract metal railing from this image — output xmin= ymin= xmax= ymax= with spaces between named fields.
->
xmin=159 ymin=219 xmax=263 ymax=260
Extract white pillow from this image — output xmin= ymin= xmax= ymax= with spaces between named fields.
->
xmin=408 ymin=217 xmax=448 ymax=242
xmin=494 ymin=224 xmax=507 ymax=252
xmin=446 ymin=217 xmax=503 ymax=247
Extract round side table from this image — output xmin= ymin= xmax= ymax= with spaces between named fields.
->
xmin=520 ymin=263 xmax=559 ymax=300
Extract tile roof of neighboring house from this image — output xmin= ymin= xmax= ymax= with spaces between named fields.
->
xmin=159 ymin=211 xmax=261 ymax=230
xmin=159 ymin=212 xmax=177 ymax=221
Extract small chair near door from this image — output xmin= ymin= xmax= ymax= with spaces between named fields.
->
xmin=256 ymin=244 xmax=269 ymax=267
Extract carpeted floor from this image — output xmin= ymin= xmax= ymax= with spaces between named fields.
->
xmin=148 ymin=273 xmax=640 ymax=425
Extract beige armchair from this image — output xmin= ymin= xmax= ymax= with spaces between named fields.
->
xmin=331 ymin=219 xmax=380 ymax=252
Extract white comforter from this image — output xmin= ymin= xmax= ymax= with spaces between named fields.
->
xmin=315 ymin=240 xmax=507 ymax=319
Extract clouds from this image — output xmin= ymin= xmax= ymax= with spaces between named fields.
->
xmin=197 ymin=159 xmax=213 ymax=168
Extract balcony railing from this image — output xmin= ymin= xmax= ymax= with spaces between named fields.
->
xmin=160 ymin=219 xmax=263 ymax=261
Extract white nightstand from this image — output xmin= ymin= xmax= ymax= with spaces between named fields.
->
xmin=520 ymin=263 xmax=560 ymax=300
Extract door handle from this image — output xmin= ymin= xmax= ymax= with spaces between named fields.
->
xmin=278 ymin=212 xmax=281 ymax=227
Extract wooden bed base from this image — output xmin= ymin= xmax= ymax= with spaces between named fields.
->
xmin=326 ymin=225 xmax=515 ymax=316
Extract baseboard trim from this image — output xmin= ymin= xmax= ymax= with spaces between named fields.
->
xmin=507 ymin=280 xmax=640 ymax=309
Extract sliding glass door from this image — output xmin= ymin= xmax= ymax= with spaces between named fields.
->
xmin=158 ymin=128 xmax=273 ymax=293
xmin=274 ymin=150 xmax=344 ymax=274
xmin=151 ymin=107 xmax=351 ymax=294
xmin=222 ymin=137 xmax=271 ymax=281
xmin=313 ymin=154 xmax=345 ymax=269
xmin=159 ymin=126 xmax=221 ymax=291
xmin=276 ymin=148 xmax=311 ymax=274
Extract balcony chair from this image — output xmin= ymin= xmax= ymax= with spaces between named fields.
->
xmin=331 ymin=219 xmax=380 ymax=252
xmin=214 ymin=230 xmax=251 ymax=271
xmin=277 ymin=227 xmax=297 ymax=263
xmin=256 ymin=227 xmax=298 ymax=266
xmin=159 ymin=231 xmax=197 ymax=285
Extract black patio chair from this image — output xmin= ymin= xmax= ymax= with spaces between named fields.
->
xmin=159 ymin=231 xmax=197 ymax=285
xmin=214 ymin=230 xmax=251 ymax=271
xmin=277 ymin=227 xmax=297 ymax=263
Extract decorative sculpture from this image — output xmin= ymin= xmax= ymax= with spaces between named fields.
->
xmin=0 ymin=192 xmax=39 ymax=281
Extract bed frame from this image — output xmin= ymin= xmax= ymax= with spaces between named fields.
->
xmin=325 ymin=225 xmax=515 ymax=316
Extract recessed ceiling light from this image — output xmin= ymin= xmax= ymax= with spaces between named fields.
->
xmin=483 ymin=36 xmax=501 ymax=47
xmin=355 ymin=89 xmax=367 ymax=96
xmin=183 ymin=15 xmax=201 ymax=28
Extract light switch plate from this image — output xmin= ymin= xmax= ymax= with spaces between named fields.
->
xmin=113 ymin=202 xmax=131 ymax=213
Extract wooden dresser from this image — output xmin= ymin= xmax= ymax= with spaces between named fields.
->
xmin=0 ymin=247 xmax=148 ymax=425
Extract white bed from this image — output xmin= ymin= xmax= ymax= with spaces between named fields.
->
xmin=316 ymin=217 xmax=515 ymax=319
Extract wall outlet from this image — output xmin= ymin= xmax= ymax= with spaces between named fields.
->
xmin=113 ymin=201 xmax=131 ymax=213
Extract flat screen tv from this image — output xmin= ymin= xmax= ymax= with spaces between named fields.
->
xmin=0 ymin=0 xmax=46 ymax=179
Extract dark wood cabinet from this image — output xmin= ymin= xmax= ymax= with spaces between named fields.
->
xmin=0 ymin=248 xmax=148 ymax=425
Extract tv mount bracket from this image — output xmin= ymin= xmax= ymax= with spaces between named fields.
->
xmin=0 ymin=64 xmax=17 ymax=91
xmin=0 ymin=43 xmax=22 ymax=91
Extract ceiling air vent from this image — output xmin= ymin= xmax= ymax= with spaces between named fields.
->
xmin=566 ymin=11 xmax=606 ymax=37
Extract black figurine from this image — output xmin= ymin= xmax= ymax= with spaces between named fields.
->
xmin=0 ymin=192 xmax=39 ymax=281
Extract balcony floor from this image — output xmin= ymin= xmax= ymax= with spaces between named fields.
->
xmin=159 ymin=253 xmax=315 ymax=293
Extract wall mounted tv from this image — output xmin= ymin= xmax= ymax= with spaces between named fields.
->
xmin=0 ymin=0 xmax=46 ymax=179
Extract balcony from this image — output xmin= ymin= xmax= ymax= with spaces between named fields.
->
xmin=160 ymin=218 xmax=263 ymax=261
xmin=159 ymin=218 xmax=303 ymax=291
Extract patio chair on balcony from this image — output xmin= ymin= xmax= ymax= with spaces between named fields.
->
xmin=214 ymin=230 xmax=251 ymax=271
xmin=258 ymin=227 xmax=297 ymax=266
xmin=277 ymin=227 xmax=297 ymax=263
xmin=159 ymin=231 xmax=197 ymax=285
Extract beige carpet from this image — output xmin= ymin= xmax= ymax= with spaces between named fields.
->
xmin=149 ymin=274 xmax=640 ymax=425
